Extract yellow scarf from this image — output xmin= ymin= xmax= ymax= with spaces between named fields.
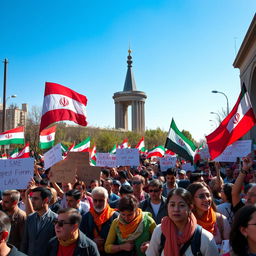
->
xmin=58 ymin=229 xmax=79 ymax=246
xmin=118 ymin=208 xmax=143 ymax=239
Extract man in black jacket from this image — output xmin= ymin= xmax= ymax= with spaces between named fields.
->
xmin=46 ymin=208 xmax=99 ymax=256
xmin=0 ymin=211 xmax=27 ymax=256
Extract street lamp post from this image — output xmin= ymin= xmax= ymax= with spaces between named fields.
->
xmin=4 ymin=95 xmax=17 ymax=131
xmin=211 ymin=90 xmax=230 ymax=115
xmin=209 ymin=119 xmax=217 ymax=128
xmin=2 ymin=59 xmax=8 ymax=132
xmin=210 ymin=111 xmax=221 ymax=122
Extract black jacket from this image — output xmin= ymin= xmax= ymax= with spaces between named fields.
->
xmin=46 ymin=231 xmax=100 ymax=256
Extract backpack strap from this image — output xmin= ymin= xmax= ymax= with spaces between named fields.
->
xmin=179 ymin=225 xmax=202 ymax=256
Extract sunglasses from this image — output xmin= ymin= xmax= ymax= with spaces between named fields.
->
xmin=195 ymin=193 xmax=211 ymax=200
xmin=132 ymin=181 xmax=142 ymax=185
xmin=149 ymin=189 xmax=160 ymax=193
xmin=53 ymin=219 xmax=73 ymax=227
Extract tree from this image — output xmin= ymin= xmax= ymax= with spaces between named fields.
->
xmin=181 ymin=129 xmax=197 ymax=145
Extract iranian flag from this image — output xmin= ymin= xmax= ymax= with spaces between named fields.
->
xmin=13 ymin=143 xmax=30 ymax=159
xmin=109 ymin=144 xmax=117 ymax=154
xmin=206 ymin=84 xmax=256 ymax=160
xmin=135 ymin=137 xmax=146 ymax=153
xmin=90 ymin=145 xmax=97 ymax=166
xmin=165 ymin=119 xmax=196 ymax=162
xmin=120 ymin=139 xmax=128 ymax=149
xmin=39 ymin=126 xmax=56 ymax=149
xmin=71 ymin=137 xmax=90 ymax=152
xmin=147 ymin=145 xmax=165 ymax=158
xmin=165 ymin=149 xmax=176 ymax=156
xmin=61 ymin=143 xmax=68 ymax=154
xmin=9 ymin=148 xmax=19 ymax=159
xmin=0 ymin=126 xmax=25 ymax=145
xmin=40 ymin=82 xmax=87 ymax=132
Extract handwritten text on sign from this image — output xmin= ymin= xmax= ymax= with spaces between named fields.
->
xmin=116 ymin=148 xmax=140 ymax=166
xmin=0 ymin=158 xmax=34 ymax=190
xmin=44 ymin=143 xmax=63 ymax=170
xmin=214 ymin=140 xmax=252 ymax=162
xmin=160 ymin=156 xmax=177 ymax=171
xmin=96 ymin=153 xmax=117 ymax=167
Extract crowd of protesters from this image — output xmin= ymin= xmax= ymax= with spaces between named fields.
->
xmin=0 ymin=151 xmax=256 ymax=256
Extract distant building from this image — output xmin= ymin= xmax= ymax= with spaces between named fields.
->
xmin=0 ymin=103 xmax=28 ymax=131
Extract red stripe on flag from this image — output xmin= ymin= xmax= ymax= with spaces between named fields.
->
xmin=45 ymin=82 xmax=87 ymax=105
xmin=0 ymin=126 xmax=24 ymax=135
xmin=40 ymin=125 xmax=56 ymax=136
xmin=40 ymin=109 xmax=87 ymax=132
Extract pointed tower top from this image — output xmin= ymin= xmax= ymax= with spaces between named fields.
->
xmin=123 ymin=48 xmax=137 ymax=91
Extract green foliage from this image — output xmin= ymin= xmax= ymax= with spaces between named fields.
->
xmin=181 ymin=129 xmax=197 ymax=145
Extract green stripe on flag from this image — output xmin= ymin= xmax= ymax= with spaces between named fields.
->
xmin=40 ymin=141 xmax=54 ymax=149
xmin=0 ymin=138 xmax=24 ymax=145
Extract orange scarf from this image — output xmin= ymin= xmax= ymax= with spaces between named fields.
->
xmin=90 ymin=204 xmax=116 ymax=235
xmin=196 ymin=207 xmax=216 ymax=234
xmin=161 ymin=213 xmax=197 ymax=256
xmin=118 ymin=208 xmax=143 ymax=239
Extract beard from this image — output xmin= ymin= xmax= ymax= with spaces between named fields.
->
xmin=94 ymin=205 xmax=105 ymax=213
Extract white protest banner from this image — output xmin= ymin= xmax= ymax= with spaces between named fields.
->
xmin=214 ymin=140 xmax=252 ymax=162
xmin=182 ymin=163 xmax=195 ymax=172
xmin=160 ymin=156 xmax=177 ymax=172
xmin=199 ymin=147 xmax=210 ymax=160
xmin=116 ymin=148 xmax=140 ymax=166
xmin=0 ymin=158 xmax=34 ymax=190
xmin=96 ymin=153 xmax=117 ymax=167
xmin=44 ymin=143 xmax=63 ymax=170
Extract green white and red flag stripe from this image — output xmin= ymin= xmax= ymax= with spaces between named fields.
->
xmin=135 ymin=137 xmax=146 ymax=153
xmin=120 ymin=139 xmax=128 ymax=149
xmin=165 ymin=149 xmax=176 ymax=156
xmin=12 ymin=143 xmax=30 ymax=159
xmin=0 ymin=126 xmax=24 ymax=145
xmin=90 ymin=145 xmax=97 ymax=166
xmin=39 ymin=126 xmax=56 ymax=149
xmin=147 ymin=145 xmax=165 ymax=158
xmin=71 ymin=137 xmax=90 ymax=152
xmin=1 ymin=153 xmax=9 ymax=159
xmin=109 ymin=145 xmax=117 ymax=154
xmin=9 ymin=148 xmax=19 ymax=159
xmin=61 ymin=143 xmax=68 ymax=154
xmin=206 ymin=84 xmax=256 ymax=160
xmin=40 ymin=82 xmax=88 ymax=132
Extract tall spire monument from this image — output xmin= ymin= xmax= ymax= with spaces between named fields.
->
xmin=113 ymin=49 xmax=147 ymax=133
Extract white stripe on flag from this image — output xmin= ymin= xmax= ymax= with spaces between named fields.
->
xmin=0 ymin=132 xmax=24 ymax=141
xmin=40 ymin=133 xmax=55 ymax=143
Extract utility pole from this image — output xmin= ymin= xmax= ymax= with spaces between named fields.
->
xmin=2 ymin=59 xmax=8 ymax=132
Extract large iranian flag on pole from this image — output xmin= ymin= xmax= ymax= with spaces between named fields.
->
xmin=71 ymin=137 xmax=90 ymax=152
xmin=40 ymin=82 xmax=88 ymax=132
xmin=0 ymin=126 xmax=25 ymax=145
xmin=39 ymin=126 xmax=56 ymax=149
xmin=206 ymin=84 xmax=256 ymax=160
xmin=165 ymin=119 xmax=196 ymax=162
xmin=147 ymin=145 xmax=165 ymax=158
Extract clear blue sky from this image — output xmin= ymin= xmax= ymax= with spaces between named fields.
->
xmin=1 ymin=0 xmax=255 ymax=142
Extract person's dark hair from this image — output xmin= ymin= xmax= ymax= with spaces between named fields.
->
xmin=0 ymin=211 xmax=11 ymax=240
xmin=101 ymin=169 xmax=110 ymax=178
xmin=244 ymin=183 xmax=256 ymax=194
xmin=230 ymin=205 xmax=256 ymax=255
xmin=65 ymin=189 xmax=81 ymax=201
xmin=140 ymin=170 xmax=149 ymax=179
xmin=105 ymin=178 xmax=113 ymax=185
xmin=119 ymin=171 xmax=128 ymax=179
xmin=118 ymin=194 xmax=139 ymax=212
xmin=58 ymin=208 xmax=82 ymax=225
xmin=186 ymin=182 xmax=216 ymax=211
xmin=3 ymin=190 xmax=20 ymax=202
xmin=32 ymin=187 xmax=52 ymax=202
xmin=119 ymin=185 xmax=133 ymax=195
xmin=166 ymin=188 xmax=193 ymax=209
xmin=189 ymin=172 xmax=203 ymax=183
xmin=148 ymin=179 xmax=163 ymax=189
xmin=40 ymin=178 xmax=49 ymax=186
xmin=165 ymin=168 xmax=176 ymax=176
xmin=178 ymin=180 xmax=191 ymax=189
xmin=73 ymin=181 xmax=86 ymax=190
xmin=223 ymin=183 xmax=233 ymax=203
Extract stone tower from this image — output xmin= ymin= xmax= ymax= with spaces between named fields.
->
xmin=113 ymin=49 xmax=147 ymax=133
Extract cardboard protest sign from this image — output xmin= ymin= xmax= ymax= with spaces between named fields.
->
xmin=160 ymin=156 xmax=177 ymax=171
xmin=96 ymin=153 xmax=116 ymax=167
xmin=116 ymin=148 xmax=140 ymax=166
xmin=0 ymin=158 xmax=34 ymax=190
xmin=44 ymin=143 xmax=63 ymax=170
xmin=49 ymin=152 xmax=101 ymax=185
xmin=181 ymin=163 xmax=195 ymax=172
xmin=214 ymin=140 xmax=252 ymax=162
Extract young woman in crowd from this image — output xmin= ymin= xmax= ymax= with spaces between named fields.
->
xmin=187 ymin=182 xmax=230 ymax=247
xmin=228 ymin=205 xmax=256 ymax=256
xmin=145 ymin=188 xmax=218 ymax=256
xmin=104 ymin=194 xmax=156 ymax=256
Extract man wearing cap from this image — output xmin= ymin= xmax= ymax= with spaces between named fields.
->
xmin=103 ymin=179 xmax=120 ymax=204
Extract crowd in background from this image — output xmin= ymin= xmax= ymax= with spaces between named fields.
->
xmin=0 ymin=151 xmax=256 ymax=256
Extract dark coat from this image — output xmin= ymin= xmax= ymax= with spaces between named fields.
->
xmin=46 ymin=231 xmax=100 ymax=256
xmin=21 ymin=209 xmax=57 ymax=256
xmin=139 ymin=196 xmax=167 ymax=224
